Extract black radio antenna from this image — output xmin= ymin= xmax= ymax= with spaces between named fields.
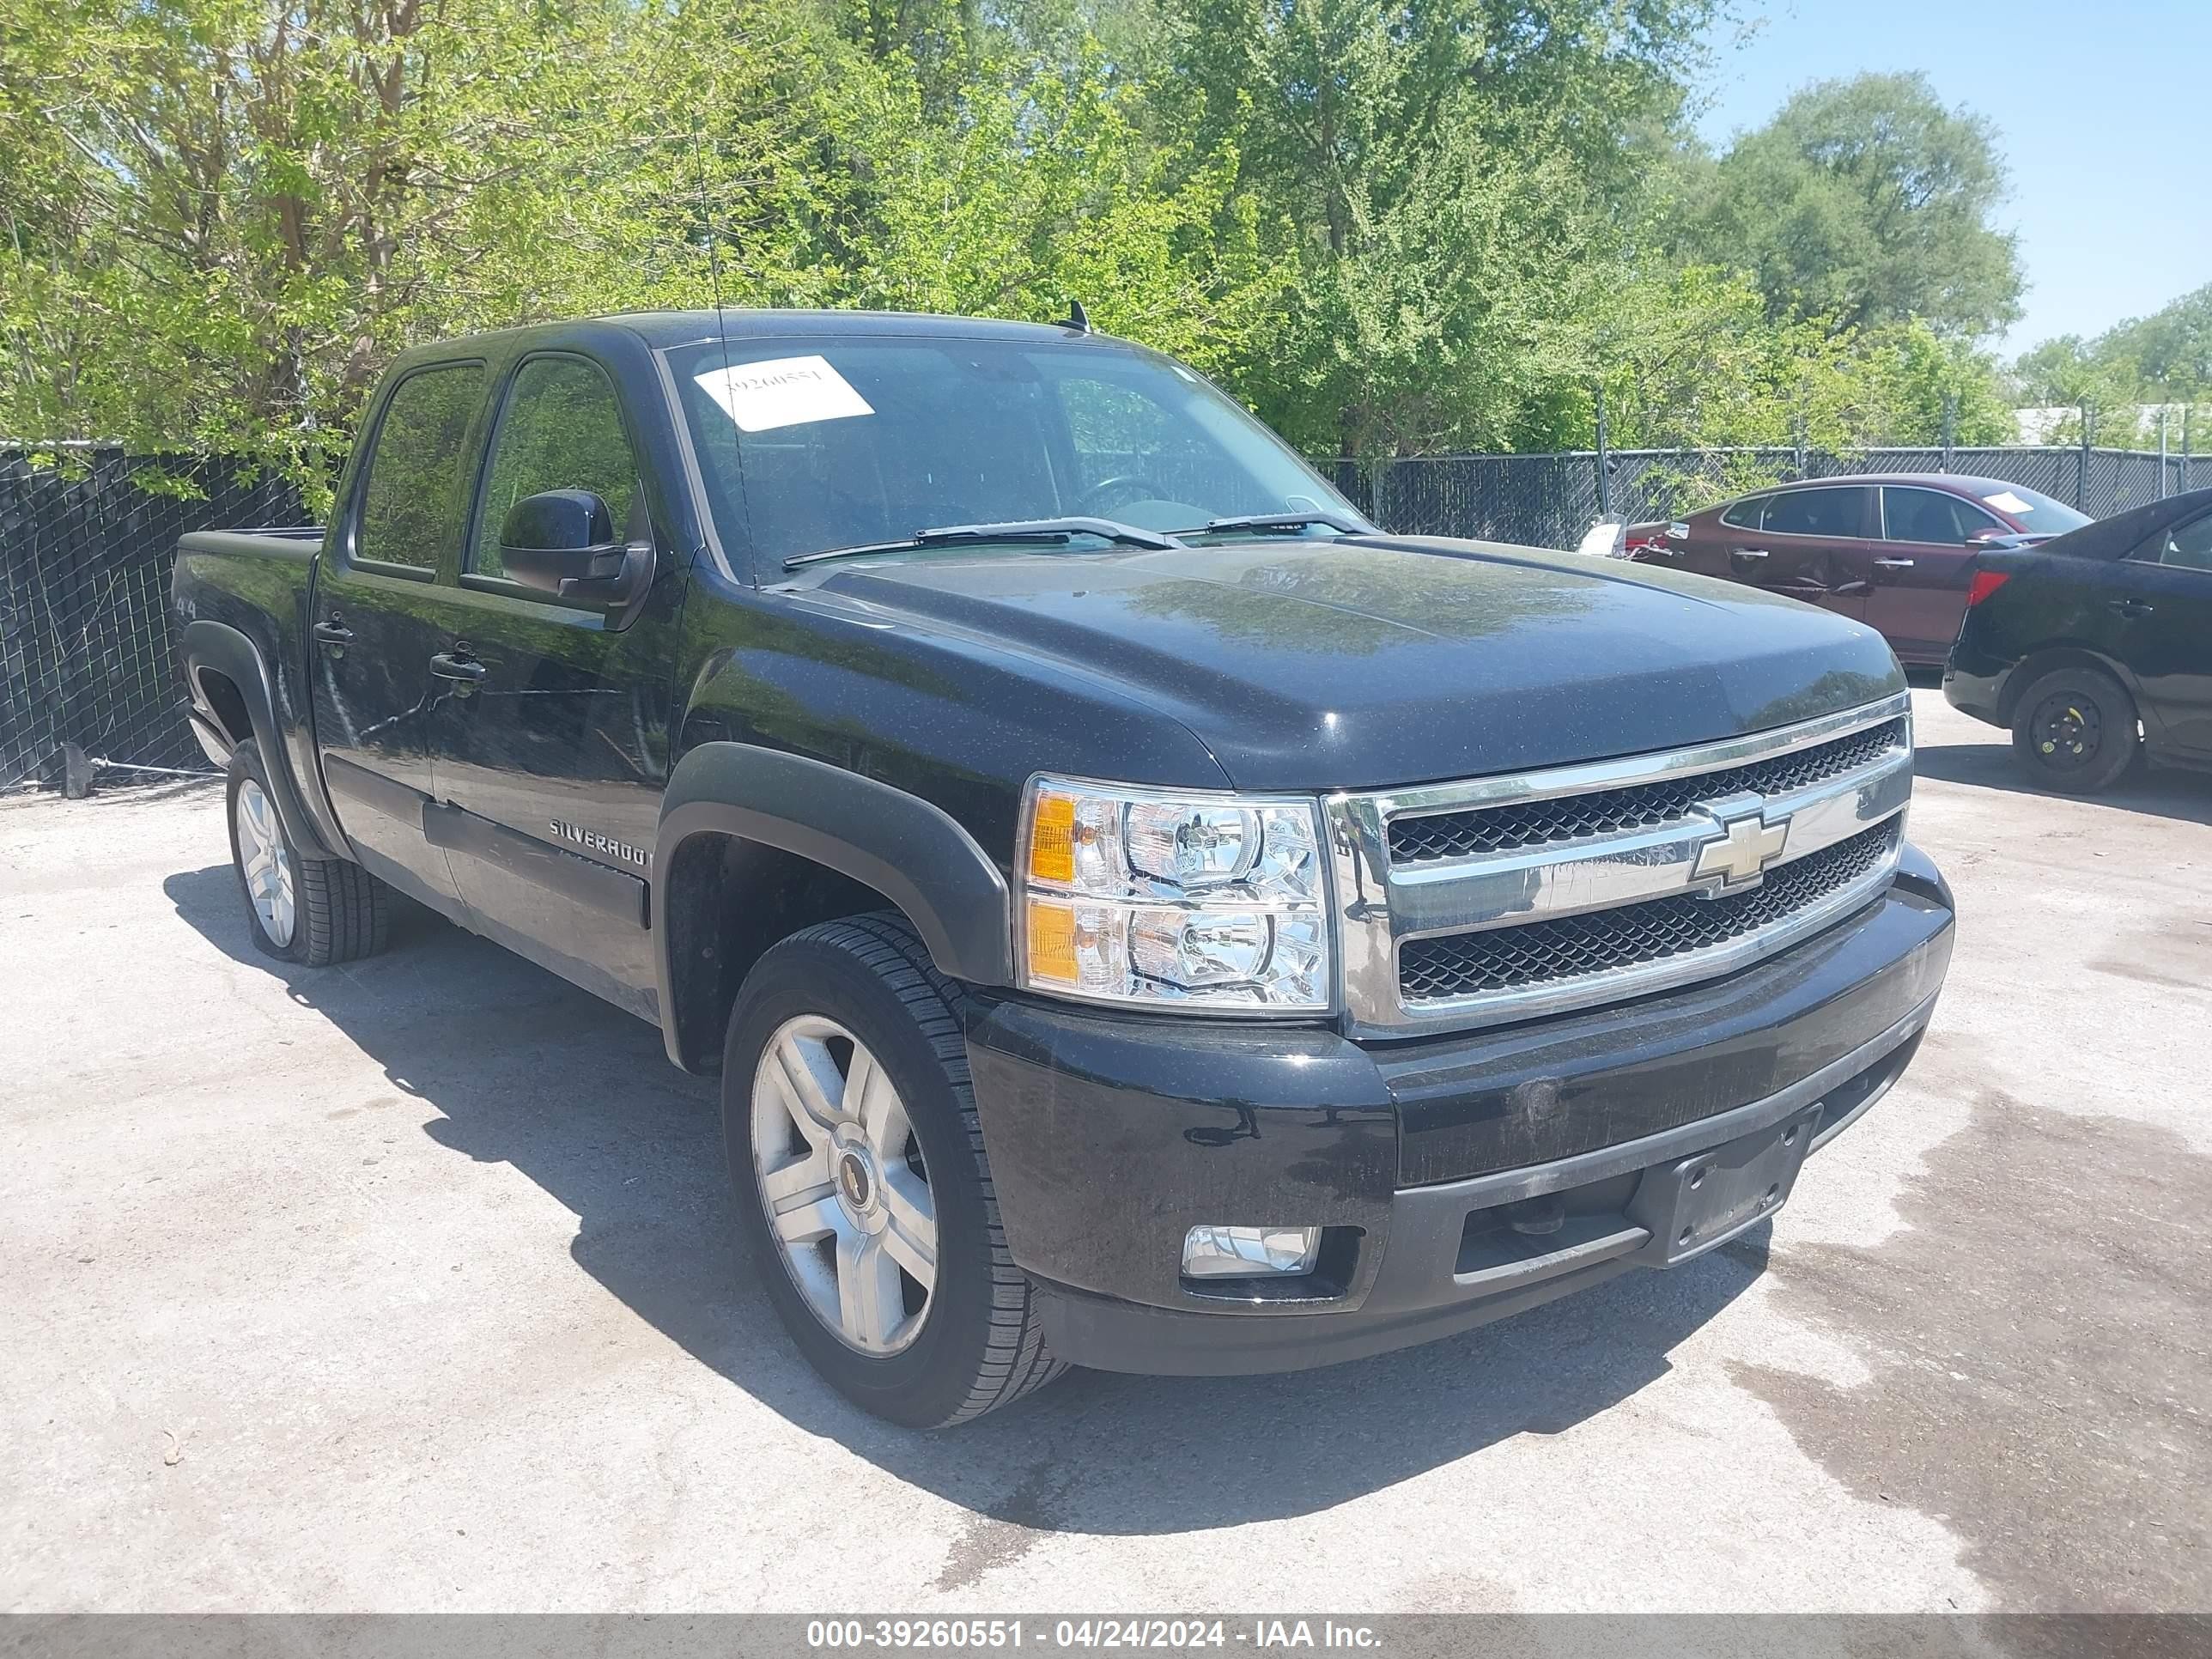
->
xmin=687 ymin=122 xmax=747 ymax=580
xmin=690 ymin=125 xmax=733 ymax=362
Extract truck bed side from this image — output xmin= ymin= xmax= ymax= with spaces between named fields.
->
xmin=172 ymin=526 xmax=350 ymax=861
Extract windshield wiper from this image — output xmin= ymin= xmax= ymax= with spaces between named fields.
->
xmin=1170 ymin=508 xmax=1370 ymax=539
xmin=784 ymin=517 xmax=1182 ymax=569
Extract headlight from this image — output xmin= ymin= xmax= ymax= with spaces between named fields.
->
xmin=1016 ymin=776 xmax=1331 ymax=1012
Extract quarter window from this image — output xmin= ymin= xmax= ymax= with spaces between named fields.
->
xmin=356 ymin=364 xmax=485 ymax=571
xmin=1884 ymin=487 xmax=2003 ymax=544
xmin=471 ymin=357 xmax=642 ymax=578
xmin=1719 ymin=495 xmax=1770 ymax=531
xmin=1761 ymin=487 xmax=1869 ymax=538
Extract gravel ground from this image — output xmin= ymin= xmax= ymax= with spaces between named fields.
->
xmin=2 ymin=687 xmax=2207 ymax=1617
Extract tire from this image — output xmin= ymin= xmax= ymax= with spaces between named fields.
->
xmin=2008 ymin=666 xmax=2140 ymax=795
xmin=722 ymin=914 xmax=1064 ymax=1428
xmin=225 ymin=739 xmax=391 ymax=965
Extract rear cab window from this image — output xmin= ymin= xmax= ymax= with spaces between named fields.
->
xmin=353 ymin=363 xmax=487 ymax=574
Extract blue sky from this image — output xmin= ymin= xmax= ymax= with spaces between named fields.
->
xmin=1692 ymin=1 xmax=2210 ymax=360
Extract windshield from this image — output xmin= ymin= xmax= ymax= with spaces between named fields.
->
xmin=665 ymin=335 xmax=1364 ymax=568
xmin=1978 ymin=484 xmax=2092 ymax=535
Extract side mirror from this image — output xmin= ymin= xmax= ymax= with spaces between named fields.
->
xmin=499 ymin=489 xmax=650 ymax=608
xmin=1965 ymin=530 xmax=2010 ymax=550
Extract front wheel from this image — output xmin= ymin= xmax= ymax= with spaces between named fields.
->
xmin=721 ymin=915 xmax=1064 ymax=1427
xmin=2009 ymin=666 xmax=2140 ymax=795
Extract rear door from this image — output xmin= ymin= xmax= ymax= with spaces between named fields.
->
xmin=308 ymin=362 xmax=482 ymax=908
xmin=416 ymin=349 xmax=687 ymax=1016
xmin=1869 ymin=486 xmax=2008 ymax=664
xmin=1730 ymin=485 xmax=1875 ymax=626
xmin=1669 ymin=495 xmax=1769 ymax=583
xmin=2118 ymin=508 xmax=2212 ymax=757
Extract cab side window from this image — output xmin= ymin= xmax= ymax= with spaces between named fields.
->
xmin=1884 ymin=487 xmax=2002 ymax=544
xmin=471 ymin=357 xmax=641 ymax=579
xmin=356 ymin=364 xmax=485 ymax=571
xmin=2151 ymin=512 xmax=2212 ymax=573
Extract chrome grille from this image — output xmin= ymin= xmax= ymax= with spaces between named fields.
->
xmin=1322 ymin=693 xmax=1914 ymax=1035
xmin=1399 ymin=820 xmax=1900 ymax=1003
xmin=1389 ymin=718 xmax=1906 ymax=864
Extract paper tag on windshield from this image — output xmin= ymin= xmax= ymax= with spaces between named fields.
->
xmin=694 ymin=356 xmax=873 ymax=433
xmin=1982 ymin=489 xmax=2031 ymax=515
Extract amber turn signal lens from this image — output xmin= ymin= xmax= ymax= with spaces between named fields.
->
xmin=1028 ymin=793 xmax=1076 ymax=884
xmin=1025 ymin=896 xmax=1079 ymax=985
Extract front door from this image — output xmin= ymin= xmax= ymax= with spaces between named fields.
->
xmin=421 ymin=352 xmax=687 ymax=1017
xmin=308 ymin=362 xmax=483 ymax=909
xmin=1868 ymin=486 xmax=2005 ymax=665
xmin=2119 ymin=508 xmax=2212 ymax=757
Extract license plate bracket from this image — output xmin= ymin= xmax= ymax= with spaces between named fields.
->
xmin=1629 ymin=1104 xmax=1824 ymax=1266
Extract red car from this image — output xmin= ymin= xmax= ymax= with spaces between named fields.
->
xmin=1626 ymin=473 xmax=2091 ymax=666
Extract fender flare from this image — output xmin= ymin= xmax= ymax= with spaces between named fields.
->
xmin=653 ymin=742 xmax=1013 ymax=1037
xmin=179 ymin=619 xmax=340 ymax=861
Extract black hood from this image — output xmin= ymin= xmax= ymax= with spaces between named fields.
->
xmin=794 ymin=536 xmax=1905 ymax=793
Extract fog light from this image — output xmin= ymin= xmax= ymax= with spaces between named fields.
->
xmin=1181 ymin=1224 xmax=1322 ymax=1278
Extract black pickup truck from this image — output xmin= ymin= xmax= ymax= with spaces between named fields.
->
xmin=173 ymin=310 xmax=1954 ymax=1427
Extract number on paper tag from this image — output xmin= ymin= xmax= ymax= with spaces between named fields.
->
xmin=694 ymin=355 xmax=875 ymax=433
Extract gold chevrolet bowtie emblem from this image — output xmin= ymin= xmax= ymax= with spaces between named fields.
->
xmin=1693 ymin=813 xmax=1790 ymax=890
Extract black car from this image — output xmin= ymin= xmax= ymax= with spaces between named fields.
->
xmin=1946 ymin=486 xmax=2212 ymax=793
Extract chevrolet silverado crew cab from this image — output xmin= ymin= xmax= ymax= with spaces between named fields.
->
xmin=173 ymin=311 xmax=1954 ymax=1427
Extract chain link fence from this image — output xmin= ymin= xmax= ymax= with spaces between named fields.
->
xmin=2 ymin=447 xmax=307 ymax=790
xmin=1350 ymin=445 xmax=2207 ymax=549
xmin=3 ymin=441 xmax=2206 ymax=788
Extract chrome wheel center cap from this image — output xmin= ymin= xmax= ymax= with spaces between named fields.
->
xmin=830 ymin=1127 xmax=885 ymax=1232
xmin=838 ymin=1151 xmax=873 ymax=1209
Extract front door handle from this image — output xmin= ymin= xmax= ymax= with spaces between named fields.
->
xmin=428 ymin=651 xmax=488 ymax=696
xmin=1731 ymin=547 xmax=1771 ymax=561
xmin=312 ymin=618 xmax=355 ymax=655
xmin=1873 ymin=557 xmax=1916 ymax=571
xmin=2108 ymin=598 xmax=2155 ymax=619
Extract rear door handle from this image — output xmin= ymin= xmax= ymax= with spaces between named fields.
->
xmin=1731 ymin=547 xmax=1770 ymax=561
xmin=1872 ymin=557 xmax=1916 ymax=570
xmin=428 ymin=651 xmax=488 ymax=695
xmin=2108 ymin=598 xmax=2155 ymax=619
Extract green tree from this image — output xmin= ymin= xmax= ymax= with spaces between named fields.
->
xmin=2014 ymin=333 xmax=2142 ymax=447
xmin=1678 ymin=72 xmax=2023 ymax=340
xmin=1157 ymin=0 xmax=1717 ymax=457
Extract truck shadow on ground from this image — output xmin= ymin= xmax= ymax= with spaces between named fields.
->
xmin=167 ymin=861 xmax=1766 ymax=1543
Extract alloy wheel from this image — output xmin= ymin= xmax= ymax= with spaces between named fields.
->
xmin=750 ymin=1015 xmax=938 ymax=1354
xmin=234 ymin=778 xmax=296 ymax=947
